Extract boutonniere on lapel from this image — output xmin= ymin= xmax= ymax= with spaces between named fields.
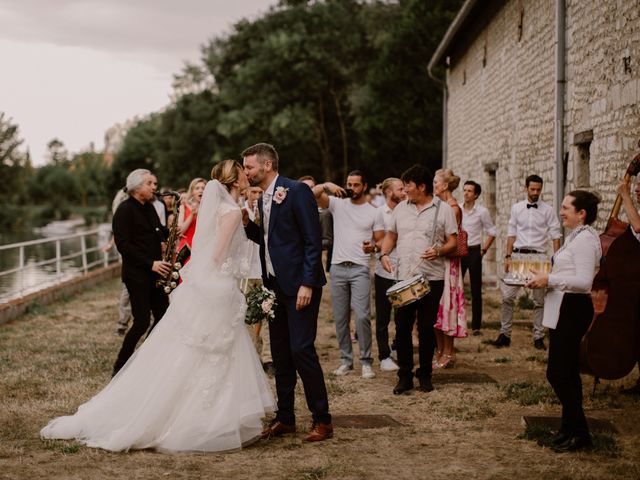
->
xmin=273 ymin=186 xmax=289 ymax=205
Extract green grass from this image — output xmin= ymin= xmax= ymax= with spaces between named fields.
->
xmin=502 ymin=381 xmax=558 ymax=406
xmin=43 ymin=440 xmax=83 ymax=455
xmin=592 ymin=432 xmax=621 ymax=457
xmin=25 ymin=302 xmax=50 ymax=316
xmin=518 ymin=423 xmax=552 ymax=441
xmin=526 ymin=355 xmax=548 ymax=364
xmin=443 ymin=403 xmax=497 ymax=421
xmin=298 ymin=466 xmax=331 ymax=480
xmin=481 ymin=321 xmax=501 ymax=331
xmin=517 ymin=294 xmax=535 ymax=310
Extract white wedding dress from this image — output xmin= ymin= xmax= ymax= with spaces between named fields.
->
xmin=41 ymin=181 xmax=275 ymax=453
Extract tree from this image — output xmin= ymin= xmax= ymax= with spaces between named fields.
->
xmin=108 ymin=115 xmax=160 ymax=194
xmin=27 ymin=164 xmax=82 ymax=219
xmin=356 ymin=0 xmax=464 ymax=178
xmin=0 ymin=112 xmax=31 ymax=202
xmin=154 ymin=90 xmax=225 ymax=188
xmin=114 ymin=0 xmax=462 ymax=188
xmin=70 ymin=149 xmax=111 ymax=206
xmin=202 ymin=0 xmax=376 ymax=182
xmin=47 ymin=138 xmax=70 ymax=166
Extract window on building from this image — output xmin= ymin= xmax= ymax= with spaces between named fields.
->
xmin=573 ymin=130 xmax=593 ymax=188
xmin=483 ymin=162 xmax=498 ymax=273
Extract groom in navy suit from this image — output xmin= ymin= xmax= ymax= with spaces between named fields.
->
xmin=242 ymin=143 xmax=333 ymax=442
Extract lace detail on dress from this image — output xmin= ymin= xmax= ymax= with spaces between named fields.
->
xmin=219 ymin=254 xmax=251 ymax=278
xmin=176 ymin=287 xmax=248 ymax=408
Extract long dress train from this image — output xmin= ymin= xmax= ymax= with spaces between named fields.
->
xmin=41 ymin=180 xmax=275 ymax=453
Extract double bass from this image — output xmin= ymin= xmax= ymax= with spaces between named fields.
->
xmin=580 ymin=140 xmax=640 ymax=380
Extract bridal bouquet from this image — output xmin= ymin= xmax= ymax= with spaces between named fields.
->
xmin=245 ymin=285 xmax=277 ymax=325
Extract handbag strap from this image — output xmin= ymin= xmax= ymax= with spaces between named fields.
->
xmin=429 ymin=198 xmax=441 ymax=248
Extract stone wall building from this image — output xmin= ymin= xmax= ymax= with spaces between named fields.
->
xmin=429 ymin=0 xmax=639 ymax=280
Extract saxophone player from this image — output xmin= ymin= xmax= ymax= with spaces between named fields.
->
xmin=112 ymin=169 xmax=171 ymax=377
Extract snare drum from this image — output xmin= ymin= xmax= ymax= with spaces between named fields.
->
xmin=386 ymin=274 xmax=430 ymax=308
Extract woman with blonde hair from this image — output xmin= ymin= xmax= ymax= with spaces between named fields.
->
xmin=177 ymin=177 xmax=207 ymax=264
xmin=433 ymin=168 xmax=467 ymax=368
xmin=41 ymin=160 xmax=275 ymax=453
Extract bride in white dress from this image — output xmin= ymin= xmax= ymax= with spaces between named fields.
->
xmin=41 ymin=160 xmax=275 ymax=453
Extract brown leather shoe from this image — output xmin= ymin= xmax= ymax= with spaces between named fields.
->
xmin=260 ymin=420 xmax=296 ymax=439
xmin=304 ymin=422 xmax=334 ymax=442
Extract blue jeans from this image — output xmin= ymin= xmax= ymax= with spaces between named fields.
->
xmin=330 ymin=263 xmax=373 ymax=367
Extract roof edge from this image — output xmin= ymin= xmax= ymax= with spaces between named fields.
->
xmin=427 ymin=0 xmax=479 ymax=76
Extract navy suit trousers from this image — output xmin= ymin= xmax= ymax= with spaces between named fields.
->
xmin=268 ymin=276 xmax=331 ymax=425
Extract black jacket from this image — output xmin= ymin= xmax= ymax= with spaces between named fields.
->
xmin=113 ymin=197 xmax=167 ymax=282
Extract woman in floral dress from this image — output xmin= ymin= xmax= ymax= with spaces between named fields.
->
xmin=433 ymin=169 xmax=467 ymax=368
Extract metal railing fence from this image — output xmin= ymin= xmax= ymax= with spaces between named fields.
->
xmin=0 ymin=227 xmax=120 ymax=302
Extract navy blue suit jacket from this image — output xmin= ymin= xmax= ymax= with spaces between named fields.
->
xmin=245 ymin=176 xmax=326 ymax=296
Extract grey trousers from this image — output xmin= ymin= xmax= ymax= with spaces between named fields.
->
xmin=330 ymin=263 xmax=373 ymax=366
xmin=242 ymin=278 xmax=272 ymax=364
xmin=500 ymin=283 xmax=545 ymax=340
xmin=249 ymin=320 xmax=273 ymax=364
xmin=117 ymin=283 xmax=132 ymax=327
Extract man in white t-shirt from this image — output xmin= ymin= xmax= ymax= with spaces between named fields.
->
xmin=313 ymin=171 xmax=384 ymax=379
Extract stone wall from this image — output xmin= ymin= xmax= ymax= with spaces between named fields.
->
xmin=564 ymin=0 xmax=640 ymax=211
xmin=444 ymin=0 xmax=640 ymax=277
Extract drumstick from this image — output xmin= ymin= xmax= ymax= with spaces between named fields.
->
xmin=405 ymin=245 xmax=439 ymax=278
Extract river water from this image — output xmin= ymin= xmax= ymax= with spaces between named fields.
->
xmin=0 ymin=224 xmax=113 ymax=303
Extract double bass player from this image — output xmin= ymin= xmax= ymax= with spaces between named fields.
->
xmin=617 ymin=176 xmax=640 ymax=395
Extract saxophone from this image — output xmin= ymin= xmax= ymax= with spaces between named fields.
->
xmin=155 ymin=191 xmax=188 ymax=294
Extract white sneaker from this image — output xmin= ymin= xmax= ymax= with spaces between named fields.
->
xmin=333 ymin=364 xmax=353 ymax=376
xmin=361 ymin=364 xmax=375 ymax=379
xmin=380 ymin=357 xmax=399 ymax=371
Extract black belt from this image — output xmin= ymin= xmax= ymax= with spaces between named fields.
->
xmin=513 ymin=248 xmax=541 ymax=254
xmin=338 ymin=261 xmax=357 ymax=267
xmin=468 ymin=244 xmax=481 ymax=250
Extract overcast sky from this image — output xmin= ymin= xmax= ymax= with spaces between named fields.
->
xmin=0 ymin=0 xmax=276 ymax=165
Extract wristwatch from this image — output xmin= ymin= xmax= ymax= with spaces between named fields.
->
xmin=505 ymin=254 xmax=512 ymax=259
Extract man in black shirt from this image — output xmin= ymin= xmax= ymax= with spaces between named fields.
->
xmin=112 ymin=169 xmax=172 ymax=376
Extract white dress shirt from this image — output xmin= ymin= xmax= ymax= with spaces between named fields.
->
xmin=244 ymin=200 xmax=262 ymax=279
xmin=152 ymin=199 xmax=167 ymax=227
xmin=262 ymin=175 xmax=279 ymax=277
xmin=542 ymin=226 xmax=601 ymax=329
xmin=507 ymin=200 xmax=562 ymax=251
xmin=460 ymin=203 xmax=496 ymax=246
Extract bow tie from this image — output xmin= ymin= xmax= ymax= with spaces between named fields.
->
xmin=527 ymin=203 xmax=538 ymax=209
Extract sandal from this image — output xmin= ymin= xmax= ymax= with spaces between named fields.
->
xmin=432 ymin=350 xmax=443 ymax=367
xmin=434 ymin=353 xmax=455 ymax=369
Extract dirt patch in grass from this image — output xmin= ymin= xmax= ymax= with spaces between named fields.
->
xmin=0 ymin=279 xmax=639 ymax=479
